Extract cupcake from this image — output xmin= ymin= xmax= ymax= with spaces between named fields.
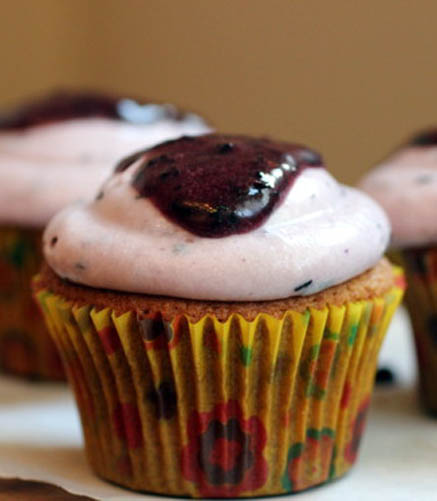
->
xmin=0 ymin=90 xmax=210 ymax=379
xmin=34 ymin=134 xmax=404 ymax=496
xmin=360 ymin=129 xmax=437 ymax=414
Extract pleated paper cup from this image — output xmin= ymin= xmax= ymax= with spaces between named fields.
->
xmin=392 ymin=247 xmax=437 ymax=414
xmin=0 ymin=227 xmax=64 ymax=379
xmin=34 ymin=267 xmax=404 ymax=498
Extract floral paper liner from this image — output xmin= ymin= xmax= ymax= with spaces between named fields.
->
xmin=391 ymin=248 xmax=437 ymax=414
xmin=34 ymin=267 xmax=404 ymax=498
xmin=0 ymin=227 xmax=64 ymax=380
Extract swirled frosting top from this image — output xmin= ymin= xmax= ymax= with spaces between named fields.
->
xmin=0 ymin=91 xmax=210 ymax=227
xmin=44 ymin=134 xmax=390 ymax=301
xmin=360 ymin=128 xmax=437 ymax=247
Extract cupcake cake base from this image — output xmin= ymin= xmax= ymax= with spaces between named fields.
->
xmin=34 ymin=259 xmax=404 ymax=497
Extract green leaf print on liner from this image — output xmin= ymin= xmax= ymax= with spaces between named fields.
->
xmin=281 ymin=427 xmax=335 ymax=492
xmin=323 ymin=328 xmax=339 ymax=341
xmin=306 ymin=381 xmax=326 ymax=399
xmin=240 ymin=346 xmax=253 ymax=366
xmin=300 ymin=344 xmax=320 ymax=396
xmin=348 ymin=324 xmax=358 ymax=346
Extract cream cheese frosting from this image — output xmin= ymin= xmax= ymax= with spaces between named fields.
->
xmin=0 ymin=94 xmax=210 ymax=227
xmin=43 ymin=135 xmax=390 ymax=301
xmin=360 ymin=143 xmax=437 ymax=248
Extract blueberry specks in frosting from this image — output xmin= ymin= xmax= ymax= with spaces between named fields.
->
xmin=293 ymin=279 xmax=313 ymax=292
xmin=131 ymin=134 xmax=324 ymax=238
xmin=415 ymin=174 xmax=433 ymax=185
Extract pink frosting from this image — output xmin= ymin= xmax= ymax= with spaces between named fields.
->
xmin=0 ymin=116 xmax=210 ymax=227
xmin=43 ymin=151 xmax=390 ymax=301
xmin=360 ymin=146 xmax=437 ymax=247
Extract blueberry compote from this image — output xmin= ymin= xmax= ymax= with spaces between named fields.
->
xmin=131 ymin=134 xmax=323 ymax=238
xmin=410 ymin=128 xmax=437 ymax=146
xmin=0 ymin=90 xmax=187 ymax=130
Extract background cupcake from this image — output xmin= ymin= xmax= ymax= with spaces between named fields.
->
xmin=360 ymin=130 xmax=437 ymax=414
xmin=0 ymin=90 xmax=210 ymax=379
xmin=34 ymin=134 xmax=404 ymax=496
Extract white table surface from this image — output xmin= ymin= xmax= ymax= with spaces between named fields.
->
xmin=1 ymin=307 xmax=435 ymax=501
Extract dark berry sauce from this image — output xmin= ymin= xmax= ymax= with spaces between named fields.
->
xmin=410 ymin=128 xmax=437 ymax=146
xmin=131 ymin=134 xmax=323 ymax=238
xmin=0 ymin=90 xmax=194 ymax=130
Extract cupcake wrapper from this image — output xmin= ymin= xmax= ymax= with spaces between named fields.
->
xmin=35 ymin=269 xmax=404 ymax=498
xmin=391 ymin=248 xmax=437 ymax=414
xmin=0 ymin=227 xmax=64 ymax=380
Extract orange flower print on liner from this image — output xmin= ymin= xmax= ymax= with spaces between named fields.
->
xmin=281 ymin=428 xmax=335 ymax=492
xmin=345 ymin=396 xmax=371 ymax=464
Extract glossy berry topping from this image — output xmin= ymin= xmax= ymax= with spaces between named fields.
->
xmin=131 ymin=134 xmax=323 ymax=238
xmin=0 ymin=90 xmax=189 ymax=130
xmin=409 ymin=128 xmax=437 ymax=146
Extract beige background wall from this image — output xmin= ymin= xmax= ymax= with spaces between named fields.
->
xmin=1 ymin=0 xmax=437 ymax=183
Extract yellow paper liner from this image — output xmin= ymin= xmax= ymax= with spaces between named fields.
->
xmin=0 ymin=227 xmax=64 ymax=380
xmin=391 ymin=248 xmax=437 ymax=414
xmin=34 ymin=267 xmax=404 ymax=498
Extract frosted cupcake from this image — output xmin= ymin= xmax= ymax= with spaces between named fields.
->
xmin=360 ymin=129 xmax=437 ymax=414
xmin=0 ymin=90 xmax=210 ymax=379
xmin=34 ymin=134 xmax=404 ymax=496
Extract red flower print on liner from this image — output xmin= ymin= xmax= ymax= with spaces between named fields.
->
xmin=202 ymin=326 xmax=220 ymax=353
xmin=97 ymin=326 xmax=121 ymax=355
xmin=340 ymin=382 xmax=352 ymax=409
xmin=181 ymin=400 xmax=268 ymax=497
xmin=306 ymin=341 xmax=337 ymax=399
xmin=112 ymin=402 xmax=143 ymax=449
xmin=345 ymin=396 xmax=370 ymax=464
